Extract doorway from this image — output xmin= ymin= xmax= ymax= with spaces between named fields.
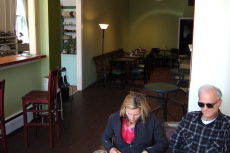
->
xmin=178 ymin=18 xmax=193 ymax=55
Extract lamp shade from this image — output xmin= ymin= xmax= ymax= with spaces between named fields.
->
xmin=99 ymin=24 xmax=109 ymax=30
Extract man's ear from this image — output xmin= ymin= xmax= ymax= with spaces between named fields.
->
xmin=218 ymin=99 xmax=222 ymax=107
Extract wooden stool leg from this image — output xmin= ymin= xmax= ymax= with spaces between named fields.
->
xmin=1 ymin=118 xmax=7 ymax=153
xmin=56 ymin=101 xmax=60 ymax=138
xmin=33 ymin=104 xmax=37 ymax=136
xmin=22 ymin=102 xmax=28 ymax=147
xmin=48 ymin=106 xmax=53 ymax=148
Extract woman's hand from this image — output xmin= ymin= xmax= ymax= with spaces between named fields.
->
xmin=109 ymin=147 xmax=121 ymax=153
xmin=142 ymin=151 xmax=148 ymax=153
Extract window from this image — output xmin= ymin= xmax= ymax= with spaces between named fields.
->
xmin=15 ymin=0 xmax=29 ymax=44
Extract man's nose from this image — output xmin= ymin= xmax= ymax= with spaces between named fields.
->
xmin=203 ymin=105 xmax=209 ymax=110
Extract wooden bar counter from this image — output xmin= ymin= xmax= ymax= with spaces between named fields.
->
xmin=0 ymin=55 xmax=46 ymax=68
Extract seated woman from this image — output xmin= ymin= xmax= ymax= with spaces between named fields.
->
xmin=101 ymin=91 xmax=168 ymax=153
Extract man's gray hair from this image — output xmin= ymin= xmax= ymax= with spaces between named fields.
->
xmin=198 ymin=84 xmax=222 ymax=99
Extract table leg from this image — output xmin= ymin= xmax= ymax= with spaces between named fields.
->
xmin=157 ymin=92 xmax=176 ymax=122
xmin=157 ymin=92 xmax=167 ymax=122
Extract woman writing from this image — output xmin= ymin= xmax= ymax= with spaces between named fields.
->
xmin=101 ymin=92 xmax=168 ymax=153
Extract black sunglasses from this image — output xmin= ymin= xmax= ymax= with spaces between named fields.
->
xmin=198 ymin=102 xmax=219 ymax=108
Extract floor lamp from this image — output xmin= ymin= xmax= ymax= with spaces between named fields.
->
xmin=99 ymin=24 xmax=109 ymax=55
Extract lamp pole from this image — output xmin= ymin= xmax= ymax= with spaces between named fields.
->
xmin=99 ymin=24 xmax=109 ymax=55
xmin=101 ymin=29 xmax=105 ymax=55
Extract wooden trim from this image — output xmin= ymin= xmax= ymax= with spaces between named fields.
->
xmin=0 ymin=55 xmax=46 ymax=67
xmin=61 ymin=6 xmax=76 ymax=9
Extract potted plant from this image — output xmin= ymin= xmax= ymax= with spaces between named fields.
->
xmin=64 ymin=36 xmax=76 ymax=54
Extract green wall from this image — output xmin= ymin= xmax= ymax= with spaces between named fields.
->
xmin=128 ymin=0 xmax=194 ymax=52
xmin=0 ymin=0 xmax=193 ymax=121
xmin=0 ymin=0 xmax=61 ymax=119
xmin=82 ymin=0 xmax=129 ymax=88
xmin=82 ymin=0 xmax=194 ymax=88
xmin=38 ymin=0 xmax=61 ymax=73
xmin=0 ymin=62 xmax=42 ymax=117
xmin=48 ymin=0 xmax=61 ymax=70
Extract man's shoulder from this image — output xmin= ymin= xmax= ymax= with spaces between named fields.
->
xmin=219 ymin=112 xmax=230 ymax=124
xmin=186 ymin=111 xmax=201 ymax=117
xmin=182 ymin=111 xmax=201 ymax=121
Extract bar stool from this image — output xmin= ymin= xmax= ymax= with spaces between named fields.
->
xmin=0 ymin=80 xmax=7 ymax=153
xmin=22 ymin=69 xmax=59 ymax=148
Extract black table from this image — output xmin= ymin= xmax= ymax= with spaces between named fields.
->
xmin=144 ymin=82 xmax=179 ymax=122
xmin=122 ymin=55 xmax=141 ymax=59
xmin=113 ymin=58 xmax=136 ymax=62
xmin=112 ymin=57 xmax=137 ymax=68
xmin=159 ymin=49 xmax=171 ymax=65
xmin=133 ymin=52 xmax=145 ymax=57
xmin=170 ymin=68 xmax=190 ymax=87
xmin=110 ymin=58 xmax=138 ymax=88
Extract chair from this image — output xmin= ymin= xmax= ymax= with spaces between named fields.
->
xmin=145 ymin=95 xmax=162 ymax=114
xmin=57 ymin=66 xmax=69 ymax=120
xmin=136 ymin=56 xmax=151 ymax=79
xmin=166 ymin=48 xmax=179 ymax=68
xmin=22 ymin=69 xmax=59 ymax=148
xmin=93 ymin=55 xmax=110 ymax=87
xmin=173 ymin=60 xmax=190 ymax=94
xmin=0 ymin=80 xmax=7 ymax=153
xmin=109 ymin=60 xmax=129 ymax=88
xmin=170 ymin=64 xmax=189 ymax=115
xmin=163 ymin=122 xmax=179 ymax=142
xmin=150 ymin=48 xmax=164 ymax=67
xmin=145 ymin=95 xmax=167 ymax=123
xmin=145 ymin=54 xmax=154 ymax=74
xmin=131 ymin=58 xmax=149 ymax=84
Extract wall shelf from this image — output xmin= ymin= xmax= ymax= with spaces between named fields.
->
xmin=0 ymin=35 xmax=18 ymax=57
xmin=61 ymin=6 xmax=76 ymax=54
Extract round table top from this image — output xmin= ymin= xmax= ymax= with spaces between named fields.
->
xmin=144 ymin=82 xmax=179 ymax=93
xmin=170 ymin=68 xmax=190 ymax=75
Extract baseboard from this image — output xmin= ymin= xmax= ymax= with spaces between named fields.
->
xmin=5 ymin=110 xmax=33 ymax=135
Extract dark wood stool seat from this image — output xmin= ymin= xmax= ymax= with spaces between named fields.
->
xmin=0 ymin=80 xmax=7 ymax=153
xmin=22 ymin=69 xmax=59 ymax=148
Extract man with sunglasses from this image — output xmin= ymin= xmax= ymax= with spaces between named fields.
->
xmin=168 ymin=84 xmax=230 ymax=153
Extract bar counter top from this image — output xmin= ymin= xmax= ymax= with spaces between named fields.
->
xmin=0 ymin=55 xmax=46 ymax=68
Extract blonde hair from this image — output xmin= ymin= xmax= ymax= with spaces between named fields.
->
xmin=120 ymin=91 xmax=151 ymax=123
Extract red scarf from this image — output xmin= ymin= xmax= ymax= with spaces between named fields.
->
xmin=121 ymin=118 xmax=135 ymax=144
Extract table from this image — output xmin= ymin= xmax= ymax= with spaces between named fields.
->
xmin=144 ymin=82 xmax=179 ymax=122
xmin=137 ymin=50 xmax=147 ymax=54
xmin=113 ymin=58 xmax=136 ymax=62
xmin=122 ymin=55 xmax=141 ymax=59
xmin=159 ymin=49 xmax=171 ymax=66
xmin=133 ymin=52 xmax=145 ymax=57
xmin=170 ymin=68 xmax=190 ymax=87
xmin=122 ymin=55 xmax=142 ymax=64
xmin=110 ymin=58 xmax=138 ymax=88
xmin=113 ymin=57 xmax=137 ymax=69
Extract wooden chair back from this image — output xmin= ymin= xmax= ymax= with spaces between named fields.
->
xmin=0 ymin=79 xmax=7 ymax=153
xmin=0 ymin=80 xmax=5 ymax=119
xmin=48 ymin=69 xmax=58 ymax=103
xmin=22 ymin=69 xmax=59 ymax=148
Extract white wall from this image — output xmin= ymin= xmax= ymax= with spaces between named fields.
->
xmin=60 ymin=0 xmax=76 ymax=6
xmin=60 ymin=0 xmax=82 ymax=89
xmin=188 ymin=0 xmax=230 ymax=116
xmin=61 ymin=54 xmax=77 ymax=85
